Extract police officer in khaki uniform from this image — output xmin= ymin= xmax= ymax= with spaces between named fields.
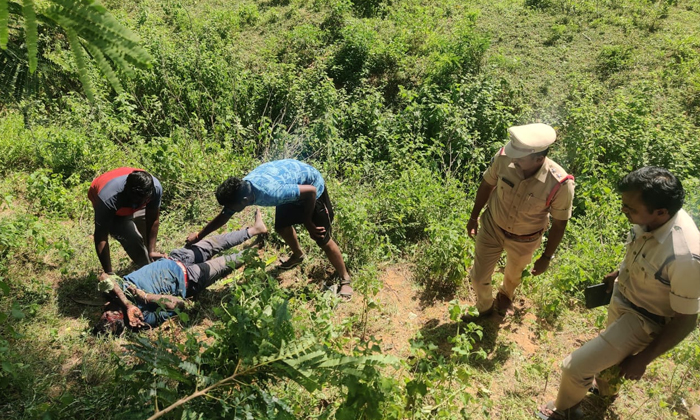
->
xmin=538 ymin=167 xmax=700 ymax=419
xmin=466 ymin=123 xmax=575 ymax=317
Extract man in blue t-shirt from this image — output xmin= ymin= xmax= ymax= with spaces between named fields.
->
xmin=94 ymin=211 xmax=267 ymax=332
xmin=185 ymin=159 xmax=352 ymax=299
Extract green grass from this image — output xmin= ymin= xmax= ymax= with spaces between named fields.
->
xmin=1 ymin=0 xmax=700 ymax=418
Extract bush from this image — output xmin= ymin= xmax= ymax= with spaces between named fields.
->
xmin=595 ymin=45 xmax=634 ymax=79
xmin=416 ymin=213 xmax=473 ymax=291
xmin=561 ymin=80 xmax=700 ymax=217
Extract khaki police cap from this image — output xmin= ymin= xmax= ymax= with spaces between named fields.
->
xmin=504 ymin=123 xmax=556 ymax=158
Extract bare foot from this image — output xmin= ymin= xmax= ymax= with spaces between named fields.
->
xmin=248 ymin=209 xmax=268 ymax=236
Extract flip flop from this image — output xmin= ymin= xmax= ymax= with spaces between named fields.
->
xmin=278 ymin=254 xmax=304 ymax=270
xmin=338 ymin=280 xmax=353 ymax=302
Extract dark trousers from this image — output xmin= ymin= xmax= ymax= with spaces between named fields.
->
xmin=168 ymin=228 xmax=251 ymax=295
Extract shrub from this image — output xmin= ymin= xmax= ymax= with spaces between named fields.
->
xmin=416 ymin=213 xmax=473 ymax=291
xmin=595 ymin=45 xmax=633 ymax=79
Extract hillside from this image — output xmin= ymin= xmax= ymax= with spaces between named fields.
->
xmin=1 ymin=0 xmax=700 ymax=418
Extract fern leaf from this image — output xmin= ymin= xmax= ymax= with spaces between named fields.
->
xmin=0 ymin=0 xmax=8 ymax=49
xmin=65 ymin=27 xmax=94 ymax=103
xmin=83 ymin=40 xmax=122 ymax=94
xmin=47 ymin=0 xmax=151 ymax=68
xmin=22 ymin=0 xmax=37 ymax=73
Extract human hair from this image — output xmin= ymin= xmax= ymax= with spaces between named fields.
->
xmin=125 ymin=170 xmax=154 ymax=202
xmin=532 ymin=148 xmax=549 ymax=158
xmin=617 ymin=166 xmax=685 ymax=216
xmin=92 ymin=303 xmax=125 ymax=335
xmin=215 ymin=177 xmax=245 ymax=206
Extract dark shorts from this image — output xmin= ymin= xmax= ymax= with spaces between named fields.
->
xmin=275 ymin=188 xmax=334 ymax=246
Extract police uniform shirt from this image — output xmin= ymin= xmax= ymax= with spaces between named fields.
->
xmin=483 ymin=153 xmax=575 ymax=235
xmin=617 ymin=209 xmax=700 ymax=318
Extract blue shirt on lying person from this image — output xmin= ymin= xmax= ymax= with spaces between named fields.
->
xmin=118 ymin=259 xmax=186 ymax=326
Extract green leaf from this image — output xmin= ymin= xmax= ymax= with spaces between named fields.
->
xmin=448 ymin=299 xmax=462 ymax=321
xmin=22 ymin=0 xmax=37 ymax=73
xmin=83 ymin=41 xmax=123 ymax=94
xmin=178 ymin=311 xmax=189 ymax=323
xmin=11 ymin=305 xmax=24 ymax=319
xmin=65 ymin=27 xmax=94 ymax=103
xmin=406 ymin=379 xmax=428 ymax=396
xmin=0 ymin=280 xmax=9 ymax=296
xmin=0 ymin=0 xmax=8 ymax=49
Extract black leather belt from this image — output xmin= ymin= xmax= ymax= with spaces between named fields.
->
xmin=621 ymin=293 xmax=666 ymax=325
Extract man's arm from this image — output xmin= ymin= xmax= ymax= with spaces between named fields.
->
xmin=467 ymin=178 xmax=496 ymax=238
xmin=531 ymin=218 xmax=568 ymax=276
xmin=186 ymin=211 xmax=233 ymax=246
xmin=128 ymin=285 xmax=185 ymax=311
xmin=144 ymin=207 xmax=164 ymax=259
xmin=298 ymin=184 xmax=325 ymax=240
xmin=94 ymin=228 xmax=112 ymax=274
xmin=619 ymin=312 xmax=698 ymax=380
xmin=93 ymin=203 xmax=114 ymax=274
xmin=102 ymin=275 xmax=146 ymax=328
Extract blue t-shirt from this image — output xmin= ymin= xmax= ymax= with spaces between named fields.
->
xmin=120 ymin=259 xmax=186 ymax=326
xmin=243 ymin=159 xmax=325 ymax=207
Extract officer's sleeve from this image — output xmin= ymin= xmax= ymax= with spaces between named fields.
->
xmin=482 ymin=153 xmax=501 ymax=186
xmin=668 ymin=256 xmax=700 ymax=314
xmin=549 ymin=180 xmax=575 ymax=221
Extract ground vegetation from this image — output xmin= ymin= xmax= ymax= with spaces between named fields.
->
xmin=1 ymin=0 xmax=700 ymax=418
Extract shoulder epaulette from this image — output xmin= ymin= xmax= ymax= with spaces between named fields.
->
xmin=491 ymin=147 xmax=507 ymax=164
xmin=546 ymin=174 xmax=575 ymax=207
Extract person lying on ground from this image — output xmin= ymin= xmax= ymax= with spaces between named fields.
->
xmin=537 ymin=166 xmax=700 ymax=420
xmin=88 ymin=167 xmax=165 ymax=277
xmin=185 ymin=159 xmax=353 ymax=300
xmin=93 ymin=210 xmax=268 ymax=334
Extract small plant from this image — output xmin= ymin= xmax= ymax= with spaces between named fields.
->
xmin=595 ymin=45 xmax=633 ymax=79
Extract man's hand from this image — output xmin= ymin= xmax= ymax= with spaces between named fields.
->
xmin=531 ymin=257 xmax=551 ymax=276
xmin=619 ymin=354 xmax=647 ymax=380
xmin=126 ymin=304 xmax=146 ymax=328
xmin=185 ymin=232 xmax=200 ymax=247
xmin=603 ymin=271 xmax=619 ymax=293
xmin=304 ymin=220 xmax=326 ymax=241
xmin=467 ymin=217 xmax=479 ymax=238
xmin=149 ymin=251 xmax=167 ymax=260
xmin=126 ymin=285 xmax=148 ymax=303
xmin=99 ymin=272 xmax=112 ymax=282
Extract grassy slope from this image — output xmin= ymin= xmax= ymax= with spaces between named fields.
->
xmin=1 ymin=0 xmax=700 ymax=419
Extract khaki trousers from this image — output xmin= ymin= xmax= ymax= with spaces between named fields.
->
xmin=470 ymin=209 xmax=542 ymax=313
xmin=554 ymin=286 xmax=662 ymax=410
